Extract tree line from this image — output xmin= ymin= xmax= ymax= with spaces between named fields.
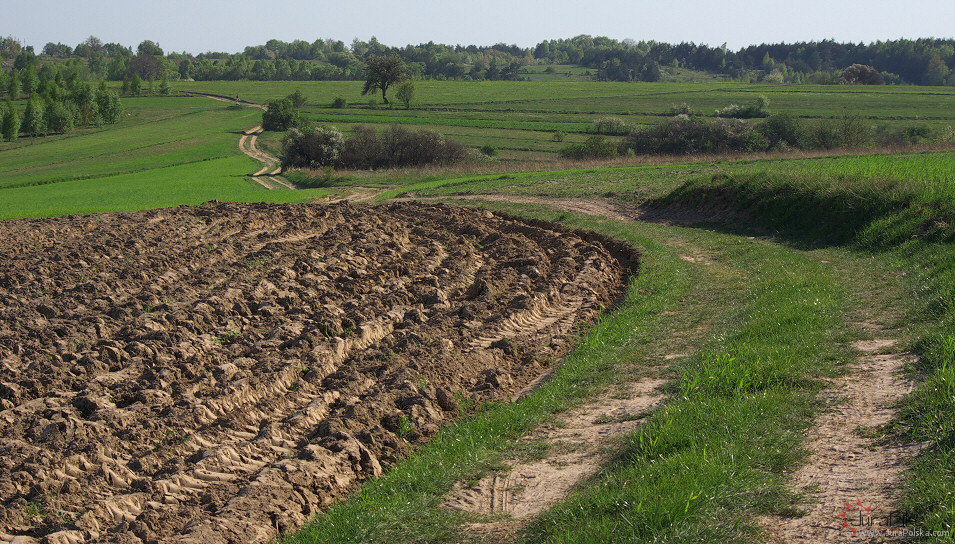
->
xmin=2 ymin=34 xmax=953 ymax=86
xmin=0 ymin=41 xmax=123 ymax=142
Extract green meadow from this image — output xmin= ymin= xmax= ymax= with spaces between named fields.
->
xmin=176 ymin=80 xmax=955 ymax=163
xmin=0 ymin=96 xmax=331 ymax=218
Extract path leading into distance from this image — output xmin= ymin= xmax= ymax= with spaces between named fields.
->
xmin=189 ymin=93 xmax=295 ymax=190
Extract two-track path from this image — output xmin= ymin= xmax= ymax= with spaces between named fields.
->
xmin=419 ymin=193 xmax=919 ymax=543
xmin=189 ymin=93 xmax=295 ymax=190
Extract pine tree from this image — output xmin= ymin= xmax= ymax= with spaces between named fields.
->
xmin=2 ymin=102 xmax=21 ymax=141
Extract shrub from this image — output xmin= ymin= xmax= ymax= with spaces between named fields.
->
xmin=592 ymin=116 xmax=628 ymax=135
xmin=395 ymin=81 xmax=415 ymax=109
xmin=559 ymin=135 xmax=618 ymax=159
xmin=902 ymin=125 xmax=934 ymax=145
xmin=324 ymin=124 xmax=469 ymax=169
xmin=807 ymin=118 xmax=843 ymax=149
xmin=717 ymin=96 xmax=769 ymax=119
xmin=621 ymin=116 xmax=769 ymax=155
xmin=339 ymin=124 xmax=382 ymax=168
xmin=22 ymin=98 xmax=45 ymax=136
xmin=45 ymin=101 xmax=74 ymax=134
xmin=480 ymin=144 xmax=497 ymax=157
xmin=95 ymin=88 xmax=123 ymax=124
xmin=942 ymin=126 xmax=955 ymax=145
xmin=552 ymin=130 xmax=566 ymax=142
xmin=874 ymin=124 xmax=935 ymax=146
xmin=839 ymin=64 xmax=885 ymax=85
xmin=287 ymin=89 xmax=307 ymax=108
xmin=331 ymin=96 xmax=347 ymax=108
xmin=1 ymin=103 xmax=20 ymax=141
xmin=802 ymin=114 xmax=872 ymax=149
xmin=758 ymin=112 xmax=804 ymax=149
xmin=262 ymin=98 xmax=301 ymax=131
xmin=669 ymin=103 xmax=694 ymax=116
xmin=281 ymin=125 xmax=344 ymax=168
xmin=838 ymin=112 xmax=873 ymax=148
xmin=380 ymin=125 xmax=468 ymax=167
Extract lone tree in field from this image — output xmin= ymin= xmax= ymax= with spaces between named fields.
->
xmin=361 ymin=54 xmax=407 ymax=105
xmin=395 ymin=80 xmax=415 ymax=109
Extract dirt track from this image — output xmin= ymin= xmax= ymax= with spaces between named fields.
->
xmin=0 ymin=201 xmax=633 ymax=544
xmin=193 ymin=93 xmax=291 ymax=190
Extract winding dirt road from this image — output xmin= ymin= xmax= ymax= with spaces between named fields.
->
xmin=190 ymin=93 xmax=295 ymax=190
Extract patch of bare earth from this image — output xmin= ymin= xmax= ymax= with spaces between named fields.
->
xmin=762 ymin=327 xmax=922 ymax=543
xmin=444 ymin=378 xmax=665 ymax=541
xmin=418 ymin=193 xmax=742 ymax=227
xmin=0 ymin=201 xmax=634 ymax=544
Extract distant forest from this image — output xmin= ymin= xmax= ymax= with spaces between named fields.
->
xmin=2 ymin=34 xmax=954 ymax=86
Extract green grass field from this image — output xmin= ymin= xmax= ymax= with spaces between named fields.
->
xmin=0 ymin=96 xmax=331 ymax=218
xmin=176 ymin=80 xmax=955 ymax=163
xmin=2 ymin=80 xmax=955 ymax=542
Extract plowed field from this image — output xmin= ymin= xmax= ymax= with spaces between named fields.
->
xmin=0 ymin=201 xmax=632 ymax=544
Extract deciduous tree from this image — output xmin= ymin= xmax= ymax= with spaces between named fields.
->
xmin=137 ymin=40 xmax=164 ymax=57
xmin=128 ymin=54 xmax=163 ymax=81
xmin=361 ymin=54 xmax=407 ymax=105
xmin=395 ymin=81 xmax=415 ymax=109
xmin=839 ymin=64 xmax=884 ymax=85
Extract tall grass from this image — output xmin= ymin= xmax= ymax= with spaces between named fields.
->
xmin=523 ymin=235 xmax=845 ymax=543
xmin=643 ymin=155 xmax=955 ymax=538
xmin=651 ymin=152 xmax=955 ymax=249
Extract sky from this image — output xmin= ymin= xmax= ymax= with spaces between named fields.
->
xmin=6 ymin=0 xmax=955 ymax=55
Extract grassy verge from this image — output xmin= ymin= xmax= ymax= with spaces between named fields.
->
xmin=645 ymin=165 xmax=955 ymax=539
xmin=519 ymin=219 xmax=847 ymax=543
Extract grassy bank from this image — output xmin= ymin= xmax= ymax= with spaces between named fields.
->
xmin=282 ymin=147 xmax=955 ymax=542
xmin=643 ymin=161 xmax=955 ymax=538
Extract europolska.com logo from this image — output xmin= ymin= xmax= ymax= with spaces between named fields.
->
xmin=839 ymin=498 xmax=951 ymax=539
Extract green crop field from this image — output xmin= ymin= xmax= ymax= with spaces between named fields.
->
xmin=175 ymin=80 xmax=955 ymax=163
xmin=0 ymin=96 xmax=332 ymax=218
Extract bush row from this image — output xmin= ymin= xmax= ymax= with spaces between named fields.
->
xmin=282 ymin=124 xmax=469 ymax=170
xmin=619 ymin=113 xmax=953 ymax=156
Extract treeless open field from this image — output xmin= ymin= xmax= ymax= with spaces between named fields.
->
xmin=0 ymin=201 xmax=632 ymax=544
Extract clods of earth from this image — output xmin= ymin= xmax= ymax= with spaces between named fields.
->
xmin=0 ymin=201 xmax=633 ymax=544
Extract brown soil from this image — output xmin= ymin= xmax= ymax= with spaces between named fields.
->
xmin=0 ymin=201 xmax=633 ymax=544
xmin=444 ymin=378 xmax=665 ymax=540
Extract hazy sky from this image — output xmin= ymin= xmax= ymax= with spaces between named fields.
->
xmin=6 ymin=0 xmax=955 ymax=54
